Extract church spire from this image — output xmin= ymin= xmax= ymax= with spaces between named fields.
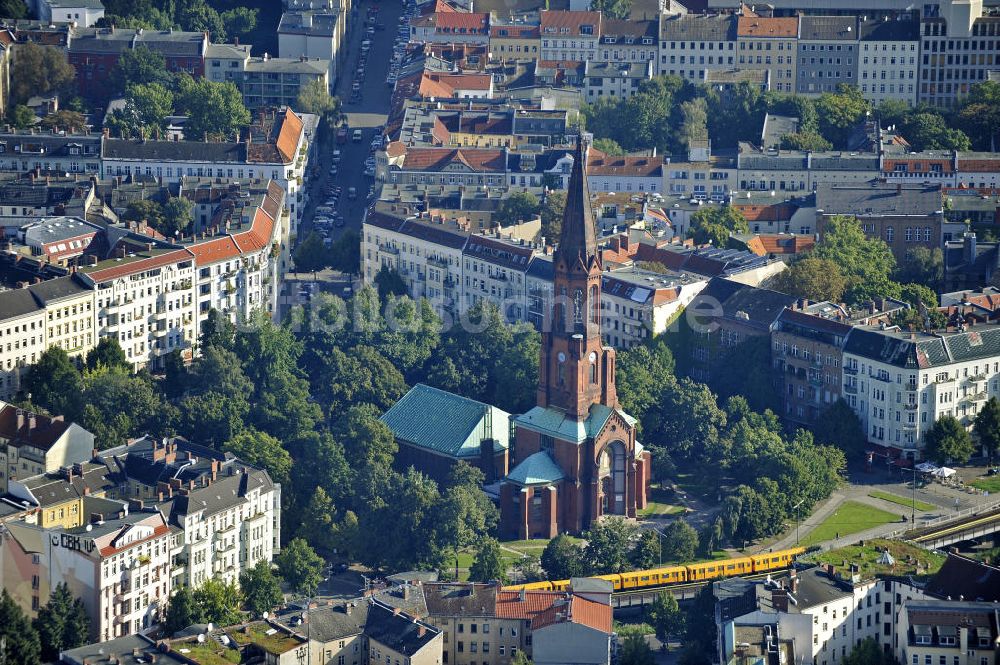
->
xmin=555 ymin=136 xmax=598 ymax=272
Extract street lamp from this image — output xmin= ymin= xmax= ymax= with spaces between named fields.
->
xmin=911 ymin=457 xmax=917 ymax=524
xmin=791 ymin=499 xmax=805 ymax=546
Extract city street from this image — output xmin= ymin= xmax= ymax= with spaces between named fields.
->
xmin=297 ymin=0 xmax=401 ymax=248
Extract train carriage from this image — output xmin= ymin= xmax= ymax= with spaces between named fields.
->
xmin=619 ymin=565 xmax=687 ymax=590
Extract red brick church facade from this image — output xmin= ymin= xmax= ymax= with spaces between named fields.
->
xmin=499 ymin=139 xmax=650 ymax=539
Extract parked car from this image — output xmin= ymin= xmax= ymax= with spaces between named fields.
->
xmin=352 ymin=129 xmax=363 ymax=142
xmin=348 ymin=186 xmax=357 ymax=199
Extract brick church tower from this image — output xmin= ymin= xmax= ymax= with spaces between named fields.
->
xmin=499 ymin=138 xmax=650 ymax=539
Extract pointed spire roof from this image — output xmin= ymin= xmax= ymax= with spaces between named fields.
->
xmin=556 ymin=136 xmax=598 ymax=271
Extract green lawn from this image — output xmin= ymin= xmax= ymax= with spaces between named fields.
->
xmin=637 ymin=501 xmax=687 ymax=518
xmin=803 ymin=539 xmax=945 ymax=580
xmin=868 ymin=490 xmax=935 ymax=512
xmin=673 ymin=473 xmax=723 ymax=505
xmin=502 ymin=536 xmax=583 ymax=557
xmin=970 ymin=476 xmax=1000 ymax=493
xmin=801 ymin=500 xmax=903 ymax=546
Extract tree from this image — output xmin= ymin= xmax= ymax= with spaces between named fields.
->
xmin=221 ymin=7 xmax=258 ymax=41
xmin=435 ymin=463 xmax=499 ymax=558
xmin=779 ymin=131 xmax=832 ymax=152
xmin=224 ymin=429 xmax=292 ymax=486
xmin=469 ymin=537 xmax=507 ymax=583
xmin=900 ymin=112 xmax=971 ymax=151
xmin=162 ymin=196 xmax=194 ymax=237
xmin=33 ymin=583 xmax=90 ymax=661
xmin=11 ymin=43 xmax=75 ymax=105
xmin=541 ymin=534 xmax=583 ymax=580
xmin=582 ymin=517 xmax=638 ymax=575
xmin=240 ymin=561 xmax=284 ymax=617
xmin=592 ymin=137 xmax=625 ymax=155
xmin=85 ymin=336 xmax=130 ymax=371
xmin=200 ymin=308 xmax=236 ymax=351
xmin=540 ymin=190 xmax=566 ymax=241
xmin=293 ymin=231 xmax=328 ymax=273
xmin=646 ymin=590 xmax=684 ymax=640
xmin=897 ymin=247 xmax=944 ymax=290
xmin=843 ymin=638 xmax=892 ymax=665
xmin=630 ymin=530 xmax=662 ymax=570
xmin=81 ymin=366 xmax=162 ymax=448
xmin=329 ymin=230 xmax=361 ymax=274
xmin=958 ymin=82 xmax=1000 ymax=151
xmin=39 ymin=110 xmax=87 ymax=133
xmin=163 ymin=585 xmax=197 ymax=635
xmin=320 ymin=346 xmax=407 ymax=413
xmin=496 ymin=191 xmax=540 ymax=226
xmin=177 ymin=0 xmax=226 ymax=39
xmin=9 ymin=104 xmax=35 ymax=129
xmin=589 ymin=0 xmax=631 ymax=18
xmin=689 ymin=205 xmax=749 ymax=247
xmin=619 ymin=633 xmax=655 ymax=665
xmin=814 ymin=399 xmax=867 ymax=460
xmin=0 ymin=589 xmax=41 ymax=665
xmin=769 ymin=257 xmax=846 ymax=302
xmin=175 ymin=76 xmax=250 ymax=140
xmin=276 ymin=538 xmax=325 ymax=596
xmin=975 ymin=397 xmax=1000 ymax=463
xmin=193 ymin=578 xmax=243 ymax=627
xmin=812 ymin=215 xmax=898 ymax=305
xmin=814 ymin=85 xmax=870 ymax=149
xmin=0 ymin=0 xmax=27 ymax=19
xmin=121 ymin=198 xmax=165 ymax=229
xmin=677 ymin=98 xmax=709 ymax=146
xmin=374 ymin=265 xmax=408 ymax=301
xmin=924 ymin=415 xmax=975 ymax=465
xmin=296 ymin=78 xmax=344 ymax=126
xmin=22 ymin=346 xmax=82 ymax=417
xmin=112 ymin=46 xmax=172 ymax=91
xmin=661 ymin=519 xmax=698 ymax=563
xmin=876 ymin=99 xmax=911 ymax=129
xmin=511 ymin=652 xmax=534 ymax=665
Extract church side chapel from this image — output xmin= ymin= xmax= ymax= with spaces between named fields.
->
xmin=380 ymin=137 xmax=650 ymax=539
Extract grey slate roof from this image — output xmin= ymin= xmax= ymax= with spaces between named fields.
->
xmin=274 ymin=602 xmax=370 ymax=642
xmin=0 ymin=286 xmax=43 ymax=321
xmin=798 ymin=16 xmax=858 ymax=41
xmin=506 ymin=450 xmax=566 ymax=486
xmin=103 ymin=138 xmax=248 ymax=163
xmin=843 ymin=324 xmax=1000 ymax=369
xmin=792 ymin=566 xmax=855 ymax=609
xmin=816 ymin=183 xmax=943 ymax=217
xmin=364 ymin=600 xmax=439 ymax=656
xmin=380 ymin=383 xmax=511 ymax=458
xmin=859 ymin=17 xmax=920 ymax=42
xmin=695 ymin=278 xmax=797 ymax=331
xmin=659 ymin=14 xmax=735 ymax=41
xmin=423 ymin=583 xmax=497 ymax=616
xmin=925 ymin=553 xmax=1000 ymax=602
xmin=278 ymin=11 xmax=340 ymax=37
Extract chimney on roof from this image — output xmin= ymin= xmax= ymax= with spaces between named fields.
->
xmin=393 ymin=607 xmax=401 ymax=615
xmin=418 ymin=625 xmax=427 ymax=638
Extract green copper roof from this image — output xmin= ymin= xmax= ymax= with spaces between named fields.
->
xmin=506 ymin=451 xmax=565 ymax=486
xmin=515 ymin=403 xmax=636 ymax=443
xmin=380 ymin=383 xmax=511 ymax=458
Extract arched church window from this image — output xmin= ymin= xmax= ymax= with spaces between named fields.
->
xmin=557 ymin=351 xmax=566 ymax=385
xmin=589 ymin=351 xmax=598 ymax=383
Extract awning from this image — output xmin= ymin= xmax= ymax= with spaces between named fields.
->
xmin=916 ymin=462 xmax=939 ymax=473
xmin=934 ymin=467 xmax=957 ymax=478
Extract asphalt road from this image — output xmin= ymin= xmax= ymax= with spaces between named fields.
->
xmin=298 ymin=0 xmax=401 ymax=246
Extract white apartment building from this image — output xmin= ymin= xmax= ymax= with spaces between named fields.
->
xmin=0 ymin=402 xmax=93 ymax=493
xmin=736 ymin=16 xmax=799 ymax=94
xmin=0 ymin=287 xmax=50 ymax=399
xmin=539 ymin=11 xmax=602 ymax=62
xmin=897 ymin=600 xmax=1000 ymax=665
xmin=858 ymin=18 xmax=920 ymax=107
xmin=657 ymin=14 xmax=737 ymax=81
xmin=737 ymin=150 xmax=880 ymax=193
xmin=35 ymin=0 xmax=104 ymax=27
xmin=278 ymin=11 xmax=343 ymax=88
xmin=598 ymin=19 xmax=658 ymax=64
xmin=101 ymin=108 xmax=312 ymax=237
xmin=665 ymin=141 xmax=737 ymax=201
xmin=842 ymin=324 xmax=1000 ymax=460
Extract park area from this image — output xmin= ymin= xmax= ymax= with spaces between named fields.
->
xmin=803 ymin=539 xmax=946 ymax=580
xmin=868 ymin=490 xmax=935 ymax=512
xmin=801 ymin=500 xmax=903 ymax=546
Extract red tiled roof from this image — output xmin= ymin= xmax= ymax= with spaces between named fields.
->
xmin=401 ymin=147 xmax=506 ymax=172
xmin=275 ymin=109 xmax=303 ymax=163
xmin=737 ymin=16 xmax=798 ymax=38
xmin=496 ymin=591 xmax=561 ymax=620
xmin=540 ymin=10 xmax=602 ymax=35
xmin=434 ymin=11 xmax=489 ymax=31
xmin=958 ymin=158 xmax=1000 ymax=172
xmin=419 ymin=72 xmax=492 ymax=97
xmin=85 ymin=249 xmax=192 ymax=283
xmin=731 ymin=202 xmax=796 ymax=222
xmin=587 ymin=149 xmax=662 ymax=177
xmin=744 ymin=234 xmax=815 ymax=256
xmin=532 ymin=596 xmax=612 ymax=633
xmin=883 ymin=157 xmax=955 ymax=173
xmin=187 ymin=236 xmax=241 ymax=265
xmin=490 ymin=24 xmax=540 ymax=38
xmin=233 ymin=208 xmax=276 ymax=253
xmin=98 ymin=523 xmax=170 ymax=558
xmin=0 ymin=405 xmax=71 ymax=452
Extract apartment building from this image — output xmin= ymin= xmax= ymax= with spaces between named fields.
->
xmin=277 ymin=11 xmax=344 ymax=89
xmin=382 ymin=146 xmax=508 ymax=187
xmin=35 ymin=0 xmax=104 ymax=26
xmin=581 ymin=60 xmax=655 ymax=101
xmin=897 ymin=600 xmax=1000 ymax=665
xmin=0 ymin=130 xmax=102 ymax=175
xmin=0 ymin=402 xmax=93 ymax=493
xmin=815 ymin=182 xmax=945 ymax=261
xmin=598 ymin=19 xmax=658 ymax=63
xmin=657 ymin=14 xmax=737 ymax=81
xmin=489 ymin=21 xmax=540 ymax=61
xmin=205 ymin=44 xmax=330 ymax=110
xmin=664 ymin=141 xmax=737 ymax=202
xmin=737 ymin=149 xmax=879 ymax=193
xmin=410 ymin=10 xmax=491 ymax=45
xmin=919 ymin=0 xmax=1000 ymax=108
xmin=0 ymin=435 xmax=281 ymax=641
xmin=842 ymin=322 xmax=1000 ymax=460
xmin=68 ymin=27 xmax=208 ymax=96
xmin=539 ymin=11 xmax=602 ymax=62
xmin=796 ymin=16 xmax=858 ymax=95
xmin=858 ymin=17 xmax=920 ymax=106
xmin=736 ymin=17 xmax=799 ymax=93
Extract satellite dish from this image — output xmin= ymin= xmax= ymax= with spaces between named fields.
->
xmin=197 ymin=634 xmax=206 ymax=643
xmin=262 ymin=612 xmax=269 ymax=619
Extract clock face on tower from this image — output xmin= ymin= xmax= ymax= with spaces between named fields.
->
xmin=589 ymin=352 xmax=597 ymax=362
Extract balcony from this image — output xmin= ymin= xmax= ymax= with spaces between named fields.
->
xmin=905 ymin=381 xmax=918 ymax=391
xmin=971 ymin=374 xmax=987 ymax=382
xmin=844 ymin=366 xmax=858 ymax=375
xmin=904 ymin=403 xmax=918 ymax=411
xmin=808 ymin=375 xmax=824 ymax=387
xmin=844 ymin=384 xmax=858 ymax=395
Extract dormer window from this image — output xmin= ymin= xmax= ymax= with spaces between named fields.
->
xmin=580 ymin=24 xmax=594 ymax=35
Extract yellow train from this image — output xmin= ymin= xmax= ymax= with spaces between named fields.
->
xmin=503 ymin=546 xmax=806 ymax=593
